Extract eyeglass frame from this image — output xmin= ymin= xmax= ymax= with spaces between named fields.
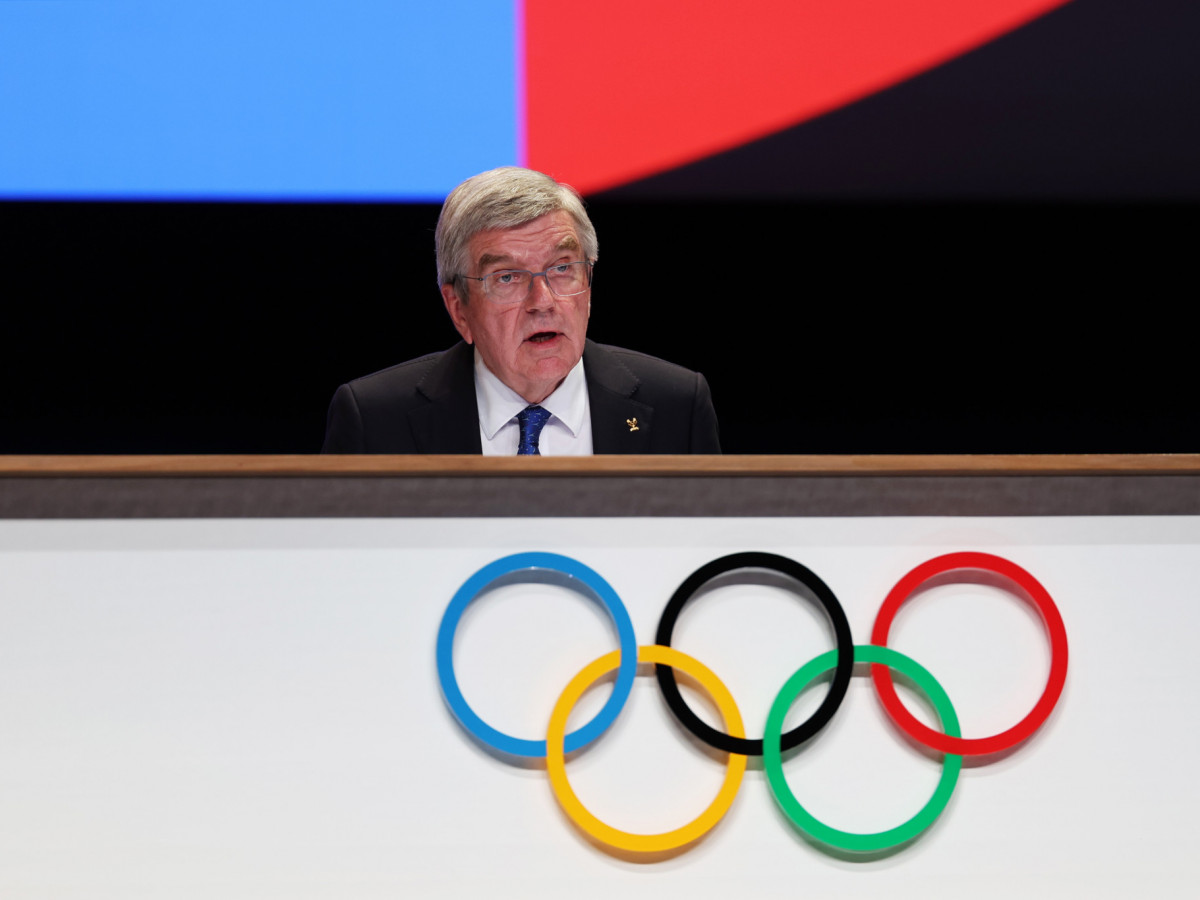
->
xmin=456 ymin=260 xmax=594 ymax=303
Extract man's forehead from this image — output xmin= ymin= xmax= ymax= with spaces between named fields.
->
xmin=470 ymin=212 xmax=581 ymax=267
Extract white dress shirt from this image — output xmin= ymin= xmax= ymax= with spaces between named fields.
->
xmin=473 ymin=351 xmax=594 ymax=455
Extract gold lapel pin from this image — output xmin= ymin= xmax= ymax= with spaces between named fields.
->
xmin=626 ymin=418 xmax=639 ymax=432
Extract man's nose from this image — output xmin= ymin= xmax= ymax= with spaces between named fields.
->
xmin=524 ymin=272 xmax=557 ymax=308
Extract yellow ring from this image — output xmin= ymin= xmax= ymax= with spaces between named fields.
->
xmin=546 ymin=645 xmax=748 ymax=854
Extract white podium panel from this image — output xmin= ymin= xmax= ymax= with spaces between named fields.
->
xmin=1 ymin=515 xmax=1196 ymax=898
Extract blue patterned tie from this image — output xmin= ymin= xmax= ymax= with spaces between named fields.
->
xmin=516 ymin=405 xmax=552 ymax=455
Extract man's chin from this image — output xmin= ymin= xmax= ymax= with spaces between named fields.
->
xmin=514 ymin=351 xmax=581 ymax=403
xmin=520 ymin=335 xmax=584 ymax=367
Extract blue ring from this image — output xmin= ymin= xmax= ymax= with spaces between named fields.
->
xmin=436 ymin=552 xmax=638 ymax=758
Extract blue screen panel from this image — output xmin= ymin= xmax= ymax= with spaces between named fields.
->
xmin=0 ymin=1 xmax=517 ymax=200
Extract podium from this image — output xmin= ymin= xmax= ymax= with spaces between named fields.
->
xmin=1 ymin=455 xmax=1198 ymax=896
xmin=4 ymin=453 xmax=1200 ymax=517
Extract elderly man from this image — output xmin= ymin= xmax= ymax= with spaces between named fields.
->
xmin=321 ymin=166 xmax=719 ymax=454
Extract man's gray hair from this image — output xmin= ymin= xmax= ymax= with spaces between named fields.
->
xmin=435 ymin=166 xmax=598 ymax=293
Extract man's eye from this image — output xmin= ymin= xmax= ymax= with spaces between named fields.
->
xmin=549 ymin=264 xmax=571 ymax=275
xmin=493 ymin=271 xmax=524 ymax=285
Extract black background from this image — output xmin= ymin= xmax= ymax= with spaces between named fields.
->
xmin=3 ymin=0 xmax=1196 ymax=455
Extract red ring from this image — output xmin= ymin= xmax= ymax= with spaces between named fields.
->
xmin=870 ymin=552 xmax=1068 ymax=756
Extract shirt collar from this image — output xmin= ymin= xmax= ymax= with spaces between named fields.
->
xmin=473 ymin=351 xmax=588 ymax=441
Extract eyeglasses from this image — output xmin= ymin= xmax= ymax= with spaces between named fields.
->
xmin=458 ymin=261 xmax=593 ymax=303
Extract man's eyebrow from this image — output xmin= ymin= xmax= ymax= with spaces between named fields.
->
xmin=476 ymin=235 xmax=582 ymax=271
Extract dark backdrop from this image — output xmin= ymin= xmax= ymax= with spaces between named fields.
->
xmin=3 ymin=198 xmax=1193 ymax=454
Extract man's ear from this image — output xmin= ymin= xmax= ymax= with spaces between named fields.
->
xmin=441 ymin=282 xmax=473 ymax=344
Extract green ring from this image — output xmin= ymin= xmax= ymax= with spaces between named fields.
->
xmin=763 ymin=645 xmax=963 ymax=854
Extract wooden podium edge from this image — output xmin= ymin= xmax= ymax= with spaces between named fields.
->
xmin=3 ymin=454 xmax=1200 ymax=477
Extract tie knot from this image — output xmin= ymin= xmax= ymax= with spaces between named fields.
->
xmin=516 ymin=405 xmax=552 ymax=455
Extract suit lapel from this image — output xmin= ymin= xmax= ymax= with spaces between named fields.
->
xmin=584 ymin=341 xmax=654 ymax=454
xmin=408 ymin=342 xmax=483 ymax=453
xmin=405 ymin=341 xmax=654 ymax=454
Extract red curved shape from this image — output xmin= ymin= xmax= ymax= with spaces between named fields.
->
xmin=870 ymin=551 xmax=1069 ymax=757
xmin=525 ymin=0 xmax=1071 ymax=193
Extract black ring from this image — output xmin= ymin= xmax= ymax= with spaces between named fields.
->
xmin=655 ymin=552 xmax=854 ymax=756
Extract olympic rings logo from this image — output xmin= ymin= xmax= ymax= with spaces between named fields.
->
xmin=436 ymin=550 xmax=1069 ymax=857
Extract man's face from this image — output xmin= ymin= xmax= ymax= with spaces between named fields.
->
xmin=442 ymin=210 xmax=591 ymax=404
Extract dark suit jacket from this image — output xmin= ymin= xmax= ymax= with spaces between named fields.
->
xmin=321 ymin=340 xmax=720 ymax=453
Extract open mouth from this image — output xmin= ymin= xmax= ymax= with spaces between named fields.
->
xmin=527 ymin=331 xmax=559 ymax=344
